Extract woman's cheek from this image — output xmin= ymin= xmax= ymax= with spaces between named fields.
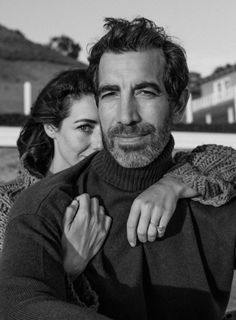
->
xmin=76 ymin=134 xmax=91 ymax=155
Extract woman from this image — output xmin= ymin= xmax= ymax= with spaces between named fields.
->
xmin=1 ymin=68 xmax=235 ymax=275
xmin=0 ymin=69 xmax=112 ymax=277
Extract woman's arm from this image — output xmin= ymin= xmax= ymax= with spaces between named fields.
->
xmin=126 ymin=144 xmax=236 ymax=246
xmin=0 ymin=189 xmax=112 ymax=320
xmin=62 ymin=144 xmax=236 ymax=258
xmin=169 ymin=144 xmax=236 ymax=206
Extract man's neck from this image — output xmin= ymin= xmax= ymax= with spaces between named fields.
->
xmin=91 ymin=135 xmax=175 ymax=192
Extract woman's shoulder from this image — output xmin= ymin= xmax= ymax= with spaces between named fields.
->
xmin=0 ymin=177 xmax=22 ymax=252
xmin=0 ymin=163 xmax=41 ymax=205
xmin=0 ymin=175 xmax=26 ymax=207
xmin=0 ymin=155 xmax=43 ymax=251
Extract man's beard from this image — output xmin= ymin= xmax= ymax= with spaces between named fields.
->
xmin=102 ymin=120 xmax=171 ymax=168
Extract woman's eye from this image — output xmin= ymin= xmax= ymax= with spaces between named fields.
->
xmin=77 ymin=125 xmax=93 ymax=134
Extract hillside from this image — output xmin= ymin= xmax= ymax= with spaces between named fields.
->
xmin=0 ymin=24 xmax=87 ymax=113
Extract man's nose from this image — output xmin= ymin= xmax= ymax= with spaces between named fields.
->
xmin=91 ymin=126 xmax=103 ymax=151
xmin=118 ymin=96 xmax=141 ymax=124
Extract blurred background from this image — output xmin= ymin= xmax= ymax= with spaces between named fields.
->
xmin=1 ymin=0 xmax=236 ymax=180
xmin=1 ymin=0 xmax=236 ymax=182
xmin=0 ymin=0 xmax=236 ymax=311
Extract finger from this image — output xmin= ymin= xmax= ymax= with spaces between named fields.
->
xmin=98 ymin=216 xmax=112 ymax=246
xmin=90 ymin=197 xmax=99 ymax=213
xmin=74 ymin=193 xmax=90 ymax=218
xmin=63 ymin=199 xmax=79 ymax=231
xmin=147 ymin=206 xmax=162 ymax=242
xmin=147 ymin=223 xmax=158 ymax=242
xmin=98 ymin=205 xmax=105 ymax=223
xmin=157 ymin=225 xmax=166 ymax=238
xmin=99 ymin=205 xmax=105 ymax=215
xmin=99 ymin=206 xmax=112 ymax=232
xmin=104 ymin=215 xmax=112 ymax=232
xmin=97 ymin=205 xmax=111 ymax=230
xmin=136 ymin=203 xmax=152 ymax=243
xmin=127 ymin=200 xmax=142 ymax=247
xmin=92 ymin=215 xmax=112 ymax=256
xmin=157 ymin=208 xmax=173 ymax=238
xmin=75 ymin=193 xmax=90 ymax=203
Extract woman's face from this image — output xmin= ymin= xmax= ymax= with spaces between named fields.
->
xmin=50 ymin=94 xmax=102 ymax=173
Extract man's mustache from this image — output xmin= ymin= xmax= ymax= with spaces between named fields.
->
xmin=107 ymin=123 xmax=156 ymax=137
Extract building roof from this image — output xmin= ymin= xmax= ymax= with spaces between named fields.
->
xmin=201 ymin=63 xmax=236 ymax=84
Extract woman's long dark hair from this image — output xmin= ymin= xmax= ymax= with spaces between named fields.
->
xmin=17 ymin=68 xmax=94 ymax=176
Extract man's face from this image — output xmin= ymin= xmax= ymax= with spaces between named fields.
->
xmin=98 ymin=49 xmax=173 ymax=168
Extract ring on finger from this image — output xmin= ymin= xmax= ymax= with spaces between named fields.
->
xmin=157 ymin=225 xmax=165 ymax=233
xmin=149 ymin=221 xmax=158 ymax=230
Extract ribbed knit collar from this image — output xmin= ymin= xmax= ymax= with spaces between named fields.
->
xmin=91 ymin=135 xmax=174 ymax=192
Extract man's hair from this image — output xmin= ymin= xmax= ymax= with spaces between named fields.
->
xmin=88 ymin=17 xmax=189 ymax=105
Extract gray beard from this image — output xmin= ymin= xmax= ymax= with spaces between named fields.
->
xmin=102 ymin=121 xmax=171 ymax=168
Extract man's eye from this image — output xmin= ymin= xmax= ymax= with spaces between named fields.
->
xmin=77 ymin=125 xmax=93 ymax=134
xmin=100 ymin=91 xmax=118 ymax=99
xmin=136 ymin=90 xmax=157 ymax=97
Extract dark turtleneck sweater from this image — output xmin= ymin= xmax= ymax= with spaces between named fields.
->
xmin=1 ymin=136 xmax=236 ymax=320
xmin=78 ymin=137 xmax=174 ymax=320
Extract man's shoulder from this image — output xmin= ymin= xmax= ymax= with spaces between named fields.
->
xmin=10 ymin=153 xmax=97 ymax=221
xmin=42 ymin=151 xmax=97 ymax=190
xmin=189 ymin=196 xmax=236 ymax=210
xmin=181 ymin=197 xmax=236 ymax=245
xmin=187 ymin=196 xmax=236 ymax=223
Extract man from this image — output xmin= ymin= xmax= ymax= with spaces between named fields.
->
xmin=1 ymin=17 xmax=236 ymax=320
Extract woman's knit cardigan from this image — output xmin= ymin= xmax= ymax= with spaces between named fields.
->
xmin=1 ymin=144 xmax=236 ymax=253
xmin=0 ymin=160 xmax=42 ymax=252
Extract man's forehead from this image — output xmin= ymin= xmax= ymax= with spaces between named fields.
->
xmin=98 ymin=49 xmax=166 ymax=86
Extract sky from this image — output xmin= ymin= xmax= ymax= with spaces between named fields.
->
xmin=1 ymin=0 xmax=236 ymax=77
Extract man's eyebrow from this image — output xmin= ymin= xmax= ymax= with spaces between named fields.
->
xmin=98 ymin=85 xmax=120 ymax=96
xmin=74 ymin=119 xmax=98 ymax=124
xmin=134 ymin=82 xmax=162 ymax=92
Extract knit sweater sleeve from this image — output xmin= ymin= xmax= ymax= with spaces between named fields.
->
xmin=165 ymin=144 xmax=236 ymax=207
xmin=0 ymin=186 xmax=111 ymax=320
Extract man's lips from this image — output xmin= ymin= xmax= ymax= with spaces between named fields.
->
xmin=114 ymin=133 xmax=149 ymax=144
xmin=114 ymin=133 xmax=149 ymax=138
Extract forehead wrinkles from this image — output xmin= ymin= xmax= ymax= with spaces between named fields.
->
xmin=98 ymin=50 xmax=166 ymax=90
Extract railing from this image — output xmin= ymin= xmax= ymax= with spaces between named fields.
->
xmin=1 ymin=126 xmax=236 ymax=150
xmin=0 ymin=127 xmax=21 ymax=147
xmin=191 ymin=86 xmax=236 ymax=113
xmin=173 ymin=131 xmax=236 ymax=149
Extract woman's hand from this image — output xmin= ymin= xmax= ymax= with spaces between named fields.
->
xmin=127 ymin=175 xmax=198 ymax=247
xmin=62 ymin=193 xmax=112 ymax=278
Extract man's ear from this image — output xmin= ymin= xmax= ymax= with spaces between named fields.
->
xmin=43 ymin=124 xmax=57 ymax=139
xmin=172 ymin=88 xmax=190 ymax=123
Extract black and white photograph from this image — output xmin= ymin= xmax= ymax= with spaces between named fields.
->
xmin=0 ymin=0 xmax=236 ymax=319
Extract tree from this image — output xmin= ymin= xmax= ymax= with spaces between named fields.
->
xmin=49 ymin=35 xmax=81 ymax=60
xmin=213 ymin=64 xmax=232 ymax=75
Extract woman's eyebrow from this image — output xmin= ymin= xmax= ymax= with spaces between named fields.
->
xmin=74 ymin=119 xmax=98 ymax=124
